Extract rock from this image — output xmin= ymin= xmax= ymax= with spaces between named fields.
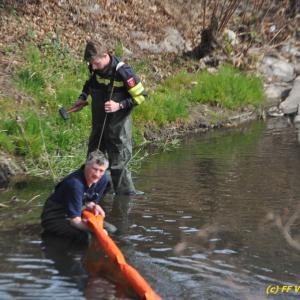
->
xmin=267 ymin=106 xmax=284 ymax=117
xmin=272 ymin=61 xmax=295 ymax=82
xmin=224 ymin=29 xmax=238 ymax=45
xmin=159 ymin=27 xmax=185 ymax=53
xmin=294 ymin=114 xmax=300 ymax=123
xmin=264 ymin=82 xmax=292 ymax=106
xmin=258 ymin=56 xmax=295 ymax=82
xmin=294 ymin=63 xmax=300 ymax=75
xmin=135 ymin=40 xmax=161 ymax=53
xmin=279 ymin=76 xmax=300 ymax=114
xmin=135 ymin=27 xmax=185 ymax=54
xmin=281 ymin=42 xmax=300 ymax=58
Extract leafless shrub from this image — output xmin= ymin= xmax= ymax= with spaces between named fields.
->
xmin=187 ymin=0 xmax=297 ymax=66
xmin=187 ymin=0 xmax=241 ymax=59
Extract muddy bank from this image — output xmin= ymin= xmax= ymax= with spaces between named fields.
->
xmin=0 ymin=103 xmax=261 ymax=188
xmin=143 ymin=104 xmax=260 ymax=142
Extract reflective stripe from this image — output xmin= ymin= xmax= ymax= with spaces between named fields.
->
xmin=96 ymin=75 xmax=124 ymax=87
xmin=128 ymin=82 xmax=144 ymax=97
xmin=133 ymin=94 xmax=145 ymax=105
xmin=96 ymin=76 xmax=111 ymax=85
xmin=113 ymin=81 xmax=125 ymax=87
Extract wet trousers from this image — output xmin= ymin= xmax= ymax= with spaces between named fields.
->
xmin=41 ymin=198 xmax=90 ymax=243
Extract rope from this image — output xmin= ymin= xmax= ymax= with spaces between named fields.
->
xmin=97 ymin=69 xmax=116 ymax=150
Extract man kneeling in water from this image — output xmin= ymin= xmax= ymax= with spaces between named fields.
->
xmin=41 ymin=150 xmax=109 ymax=243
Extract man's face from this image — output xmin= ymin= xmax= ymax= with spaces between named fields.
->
xmin=85 ymin=162 xmax=107 ymax=186
xmin=90 ymin=54 xmax=110 ymax=71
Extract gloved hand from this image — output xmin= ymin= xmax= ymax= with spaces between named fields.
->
xmin=70 ymin=98 xmax=88 ymax=112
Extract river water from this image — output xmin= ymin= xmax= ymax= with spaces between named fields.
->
xmin=0 ymin=118 xmax=300 ymax=300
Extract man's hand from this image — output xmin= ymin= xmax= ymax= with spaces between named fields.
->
xmin=93 ymin=204 xmax=106 ymax=217
xmin=70 ymin=99 xmax=87 ymax=112
xmin=104 ymin=100 xmax=121 ymax=113
xmin=86 ymin=202 xmax=106 ymax=217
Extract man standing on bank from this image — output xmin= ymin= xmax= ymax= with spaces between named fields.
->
xmin=72 ymin=41 xmax=147 ymax=196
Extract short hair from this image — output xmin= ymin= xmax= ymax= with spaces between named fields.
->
xmin=84 ymin=41 xmax=108 ymax=62
xmin=86 ymin=150 xmax=109 ymax=167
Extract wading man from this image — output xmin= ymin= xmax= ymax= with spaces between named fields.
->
xmin=71 ymin=41 xmax=147 ymax=195
xmin=41 ymin=150 xmax=109 ymax=243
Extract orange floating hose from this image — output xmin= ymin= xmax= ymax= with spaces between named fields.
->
xmin=82 ymin=210 xmax=162 ymax=300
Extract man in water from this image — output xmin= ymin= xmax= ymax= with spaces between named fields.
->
xmin=41 ymin=150 xmax=109 ymax=243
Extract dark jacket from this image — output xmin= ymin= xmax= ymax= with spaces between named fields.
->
xmin=79 ymin=56 xmax=146 ymax=109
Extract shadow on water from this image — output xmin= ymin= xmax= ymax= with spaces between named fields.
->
xmin=1 ymin=118 xmax=300 ymax=299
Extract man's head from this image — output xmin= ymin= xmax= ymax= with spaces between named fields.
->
xmin=84 ymin=41 xmax=110 ymax=71
xmin=84 ymin=150 xmax=109 ymax=186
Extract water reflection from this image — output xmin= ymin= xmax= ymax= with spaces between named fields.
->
xmin=41 ymin=234 xmax=123 ymax=300
xmin=109 ymin=195 xmax=133 ymax=235
xmin=41 ymin=235 xmax=88 ymax=291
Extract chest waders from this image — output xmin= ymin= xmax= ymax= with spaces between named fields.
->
xmin=41 ymin=196 xmax=90 ymax=243
xmin=88 ymin=67 xmax=135 ymax=195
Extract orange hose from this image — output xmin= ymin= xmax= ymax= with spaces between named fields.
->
xmin=82 ymin=210 xmax=162 ymax=300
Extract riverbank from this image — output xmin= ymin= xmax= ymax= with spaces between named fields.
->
xmin=0 ymin=40 xmax=265 ymax=184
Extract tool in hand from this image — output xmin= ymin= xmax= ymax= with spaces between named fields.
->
xmin=58 ymin=101 xmax=88 ymax=120
xmin=97 ymin=80 xmax=115 ymax=149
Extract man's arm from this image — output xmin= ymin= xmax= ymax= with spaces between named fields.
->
xmin=70 ymin=216 xmax=91 ymax=231
xmin=78 ymin=78 xmax=91 ymax=101
xmin=71 ymin=70 xmax=93 ymax=111
xmin=64 ymin=179 xmax=91 ymax=231
xmin=117 ymin=63 xmax=147 ymax=109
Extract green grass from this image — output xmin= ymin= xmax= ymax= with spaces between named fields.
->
xmin=1 ymin=40 xmax=91 ymax=179
xmin=185 ymin=66 xmax=265 ymax=108
xmin=133 ymin=67 xmax=264 ymax=142
xmin=0 ymin=40 xmax=265 ymax=179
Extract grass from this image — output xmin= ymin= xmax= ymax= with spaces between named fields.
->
xmin=0 ymin=39 xmax=265 ymax=179
xmin=185 ymin=66 xmax=265 ymax=108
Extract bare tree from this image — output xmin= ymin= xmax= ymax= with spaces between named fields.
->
xmin=185 ymin=0 xmax=241 ymax=59
xmin=185 ymin=0 xmax=297 ymax=63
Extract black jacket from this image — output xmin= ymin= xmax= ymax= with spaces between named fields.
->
xmin=79 ymin=56 xmax=146 ymax=109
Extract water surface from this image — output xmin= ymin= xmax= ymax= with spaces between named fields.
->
xmin=1 ymin=118 xmax=300 ymax=299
